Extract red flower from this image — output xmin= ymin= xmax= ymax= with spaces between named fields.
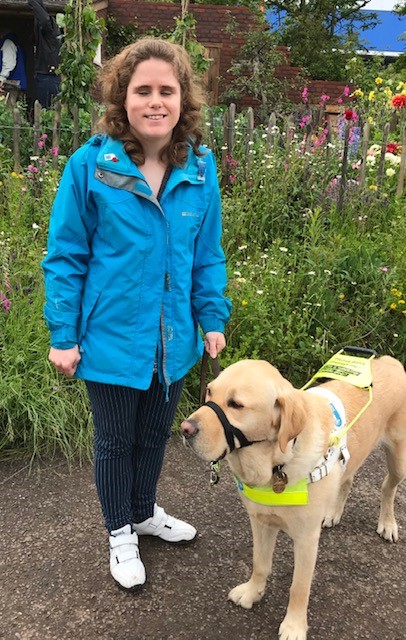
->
xmin=344 ymin=109 xmax=357 ymax=121
xmin=386 ymin=142 xmax=400 ymax=155
xmin=391 ymin=94 xmax=406 ymax=109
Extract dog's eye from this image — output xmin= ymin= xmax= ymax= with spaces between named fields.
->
xmin=228 ymin=399 xmax=244 ymax=409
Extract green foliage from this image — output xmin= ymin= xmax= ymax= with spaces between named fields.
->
xmin=222 ymin=12 xmax=295 ymax=120
xmin=268 ymin=0 xmax=379 ymax=81
xmin=57 ymin=0 xmax=104 ymax=112
xmin=166 ymin=12 xmax=212 ymax=75
xmin=0 ymin=156 xmax=92 ymax=461
xmin=105 ymin=15 xmax=141 ymax=59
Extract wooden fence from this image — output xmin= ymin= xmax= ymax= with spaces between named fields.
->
xmin=8 ymin=101 xmax=406 ymax=205
xmin=213 ymin=105 xmax=406 ymax=204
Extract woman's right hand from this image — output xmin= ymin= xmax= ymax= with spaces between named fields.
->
xmin=49 ymin=346 xmax=81 ymax=377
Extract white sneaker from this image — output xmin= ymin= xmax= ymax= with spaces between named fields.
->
xmin=109 ymin=524 xmax=146 ymax=590
xmin=133 ymin=504 xmax=197 ymax=543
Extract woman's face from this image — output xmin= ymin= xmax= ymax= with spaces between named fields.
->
xmin=124 ymin=57 xmax=182 ymax=150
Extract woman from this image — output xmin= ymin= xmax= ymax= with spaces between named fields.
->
xmin=42 ymin=38 xmax=231 ymax=590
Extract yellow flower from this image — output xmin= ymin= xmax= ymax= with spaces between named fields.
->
xmin=351 ymin=88 xmax=364 ymax=98
xmin=375 ymin=77 xmax=383 ymax=84
xmin=396 ymin=290 xmax=402 ymax=297
xmin=0 ymin=181 xmax=3 ymax=187
xmin=241 ymin=300 xmax=248 ymax=306
xmin=391 ymin=288 xmax=399 ymax=295
xmin=11 ymin=171 xmax=18 ymax=177
xmin=369 ymin=184 xmax=378 ymax=191
xmin=384 ymin=88 xmax=393 ymax=100
xmin=367 ymin=116 xmax=374 ymax=123
xmin=368 ymin=91 xmax=375 ymax=102
xmin=390 ymin=303 xmax=397 ymax=310
xmin=399 ymin=300 xmax=405 ymax=305
xmin=338 ymin=293 xmax=345 ymax=300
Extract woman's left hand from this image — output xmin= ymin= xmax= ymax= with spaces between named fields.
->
xmin=204 ymin=332 xmax=226 ymax=358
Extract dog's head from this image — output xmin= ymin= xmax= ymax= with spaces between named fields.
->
xmin=181 ymin=359 xmax=312 ymax=474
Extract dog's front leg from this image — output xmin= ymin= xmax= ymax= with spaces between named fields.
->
xmin=279 ymin=531 xmax=320 ymax=640
xmin=228 ymin=514 xmax=278 ymax=609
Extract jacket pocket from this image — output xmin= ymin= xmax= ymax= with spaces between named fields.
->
xmin=78 ymin=289 xmax=101 ymax=342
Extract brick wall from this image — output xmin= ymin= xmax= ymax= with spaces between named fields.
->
xmin=108 ymin=1 xmax=255 ymax=89
xmin=106 ymin=1 xmax=350 ymax=107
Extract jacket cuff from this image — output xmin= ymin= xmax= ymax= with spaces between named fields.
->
xmin=50 ymin=326 xmax=78 ymax=348
xmin=199 ymin=319 xmax=226 ymax=335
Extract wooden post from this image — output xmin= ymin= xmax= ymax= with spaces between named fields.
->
xmin=73 ymin=104 xmax=80 ymax=151
xmin=337 ymin=120 xmax=350 ymax=215
xmin=359 ymin=122 xmax=370 ymax=188
xmin=221 ymin=107 xmax=229 ymax=187
xmin=52 ymin=102 xmax=61 ymax=169
xmin=377 ymin=122 xmax=390 ymax=191
xmin=396 ymin=124 xmax=406 ymax=199
xmin=227 ymin=102 xmax=236 ymax=158
xmin=33 ymin=100 xmax=42 ymax=151
xmin=246 ymin=107 xmax=254 ymax=176
xmin=12 ymin=107 xmax=21 ymax=172
xmin=266 ymin=112 xmax=277 ymax=154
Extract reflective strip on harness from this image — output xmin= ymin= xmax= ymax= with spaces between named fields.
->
xmin=234 ymin=476 xmax=309 ymax=506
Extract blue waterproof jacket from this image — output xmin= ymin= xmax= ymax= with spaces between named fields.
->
xmin=42 ymin=135 xmax=231 ymax=390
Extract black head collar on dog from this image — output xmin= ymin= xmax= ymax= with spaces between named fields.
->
xmin=203 ymin=400 xmax=260 ymax=453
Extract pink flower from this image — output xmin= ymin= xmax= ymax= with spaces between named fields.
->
xmin=301 ymin=87 xmax=309 ymax=102
xmin=380 ymin=266 xmax=388 ymax=273
xmin=337 ymin=97 xmax=343 ymax=104
xmin=41 ymin=133 xmax=48 ymax=140
xmin=51 ymin=146 xmax=59 ymax=157
xmin=343 ymin=86 xmax=350 ymax=97
xmin=1 ymin=292 xmax=11 ymax=312
xmin=320 ymin=94 xmax=330 ymax=102
xmin=38 ymin=140 xmax=45 ymax=148
xmin=27 ymin=165 xmax=34 ymax=172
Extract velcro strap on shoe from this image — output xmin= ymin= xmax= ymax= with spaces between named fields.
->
xmin=110 ymin=534 xmax=139 ymax=548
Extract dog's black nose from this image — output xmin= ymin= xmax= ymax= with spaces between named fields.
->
xmin=180 ymin=419 xmax=199 ymax=439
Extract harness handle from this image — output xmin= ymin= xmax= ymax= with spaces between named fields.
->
xmin=199 ymin=350 xmax=220 ymax=404
xmin=342 ymin=345 xmax=378 ymax=358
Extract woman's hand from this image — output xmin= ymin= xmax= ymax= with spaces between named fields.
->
xmin=204 ymin=332 xmax=226 ymax=358
xmin=49 ymin=346 xmax=81 ymax=377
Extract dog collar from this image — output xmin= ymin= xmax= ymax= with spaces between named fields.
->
xmin=234 ymin=475 xmax=309 ymax=506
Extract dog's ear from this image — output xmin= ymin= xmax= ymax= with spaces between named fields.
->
xmin=276 ymin=391 xmax=307 ymax=453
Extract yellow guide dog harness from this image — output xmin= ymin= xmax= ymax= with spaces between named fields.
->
xmin=208 ymin=347 xmax=376 ymax=506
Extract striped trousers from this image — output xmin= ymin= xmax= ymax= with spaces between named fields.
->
xmin=86 ymin=375 xmax=184 ymax=532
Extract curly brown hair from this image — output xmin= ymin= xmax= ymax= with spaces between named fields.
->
xmin=97 ymin=38 xmax=206 ymax=166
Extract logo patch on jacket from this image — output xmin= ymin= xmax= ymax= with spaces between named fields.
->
xmin=104 ymin=153 xmax=119 ymax=163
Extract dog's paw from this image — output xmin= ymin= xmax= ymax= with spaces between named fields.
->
xmin=377 ymin=519 xmax=398 ymax=542
xmin=228 ymin=581 xmax=265 ymax=609
xmin=322 ymin=513 xmax=341 ymax=528
xmin=279 ymin=617 xmax=307 ymax=640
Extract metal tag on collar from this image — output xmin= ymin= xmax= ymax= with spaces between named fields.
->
xmin=209 ymin=461 xmax=221 ymax=486
xmin=271 ymin=465 xmax=288 ymax=493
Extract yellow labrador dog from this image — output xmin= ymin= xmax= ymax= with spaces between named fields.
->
xmin=181 ymin=356 xmax=406 ymax=640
